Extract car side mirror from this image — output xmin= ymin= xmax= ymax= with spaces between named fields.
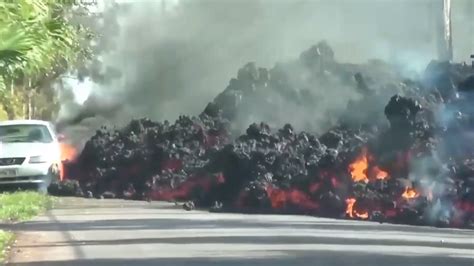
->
xmin=57 ymin=134 xmax=65 ymax=142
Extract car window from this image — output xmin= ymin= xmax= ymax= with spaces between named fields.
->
xmin=0 ymin=124 xmax=53 ymax=143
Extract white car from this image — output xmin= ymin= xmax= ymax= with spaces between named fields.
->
xmin=0 ymin=120 xmax=62 ymax=193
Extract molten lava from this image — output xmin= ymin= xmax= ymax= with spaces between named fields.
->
xmin=349 ymin=148 xmax=390 ymax=183
xmin=349 ymin=149 xmax=369 ymax=183
xmin=150 ymin=175 xmax=215 ymax=201
xmin=355 ymin=210 xmax=369 ymax=219
xmin=345 ymin=198 xmax=369 ymax=219
xmin=59 ymin=143 xmax=77 ymax=180
xmin=267 ymin=186 xmax=319 ymax=211
xmin=60 ymin=143 xmax=77 ymax=162
xmin=345 ymin=198 xmax=356 ymax=217
xmin=402 ymin=187 xmax=419 ymax=199
xmin=373 ymin=166 xmax=388 ymax=180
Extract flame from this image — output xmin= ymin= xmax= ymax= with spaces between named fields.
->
xmin=349 ymin=149 xmax=369 ymax=183
xmin=345 ymin=198 xmax=369 ymax=219
xmin=373 ymin=166 xmax=388 ymax=180
xmin=59 ymin=143 xmax=77 ymax=180
xmin=349 ymin=148 xmax=390 ymax=183
xmin=345 ymin=198 xmax=356 ymax=218
xmin=402 ymin=187 xmax=419 ymax=199
xmin=355 ymin=210 xmax=369 ymax=219
xmin=60 ymin=143 xmax=77 ymax=162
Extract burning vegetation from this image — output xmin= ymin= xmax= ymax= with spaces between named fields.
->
xmin=57 ymin=42 xmax=474 ymax=229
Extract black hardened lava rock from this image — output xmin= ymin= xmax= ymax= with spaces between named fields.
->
xmin=62 ymin=42 xmax=474 ymax=229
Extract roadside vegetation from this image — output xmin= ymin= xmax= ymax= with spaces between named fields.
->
xmin=0 ymin=0 xmax=96 ymax=121
xmin=0 ymin=191 xmax=55 ymax=262
xmin=0 ymin=230 xmax=13 ymax=263
xmin=0 ymin=192 xmax=54 ymax=222
xmin=0 ymin=231 xmax=12 ymax=262
xmin=0 ymin=0 xmax=107 ymax=259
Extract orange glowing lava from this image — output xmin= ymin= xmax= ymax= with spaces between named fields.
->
xmin=349 ymin=148 xmax=390 ymax=183
xmin=267 ymin=187 xmax=319 ymax=211
xmin=373 ymin=166 xmax=388 ymax=180
xmin=345 ymin=198 xmax=369 ymax=219
xmin=60 ymin=143 xmax=77 ymax=162
xmin=355 ymin=210 xmax=369 ymax=219
xmin=269 ymin=189 xmax=287 ymax=209
xmin=59 ymin=143 xmax=77 ymax=180
xmin=402 ymin=187 xmax=419 ymax=199
xmin=346 ymin=198 xmax=356 ymax=218
xmin=349 ymin=149 xmax=369 ymax=183
xmin=150 ymin=175 xmax=215 ymax=201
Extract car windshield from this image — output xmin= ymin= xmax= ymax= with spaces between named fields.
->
xmin=0 ymin=124 xmax=53 ymax=143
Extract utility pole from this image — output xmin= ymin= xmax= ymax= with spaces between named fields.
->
xmin=436 ymin=0 xmax=453 ymax=61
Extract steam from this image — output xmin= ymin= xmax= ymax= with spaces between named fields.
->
xmin=57 ymin=0 xmax=474 ymax=147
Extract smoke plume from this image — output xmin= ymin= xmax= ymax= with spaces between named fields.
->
xmin=57 ymin=0 xmax=474 ymax=148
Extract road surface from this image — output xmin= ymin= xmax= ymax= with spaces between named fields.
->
xmin=6 ymin=198 xmax=474 ymax=266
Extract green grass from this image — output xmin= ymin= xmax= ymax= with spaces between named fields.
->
xmin=0 ymin=192 xmax=54 ymax=222
xmin=0 ymin=231 xmax=13 ymax=262
xmin=0 ymin=192 xmax=54 ymax=263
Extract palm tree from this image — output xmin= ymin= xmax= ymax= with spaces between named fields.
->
xmin=0 ymin=0 xmax=88 ymax=119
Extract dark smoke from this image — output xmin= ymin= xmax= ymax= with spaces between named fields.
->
xmin=57 ymin=0 xmax=474 ymax=147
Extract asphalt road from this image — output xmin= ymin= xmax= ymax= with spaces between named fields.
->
xmin=7 ymin=198 xmax=474 ymax=266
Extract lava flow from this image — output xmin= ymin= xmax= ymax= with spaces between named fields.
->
xmin=57 ymin=43 xmax=474 ymax=229
xmin=349 ymin=148 xmax=389 ymax=183
xmin=372 ymin=166 xmax=388 ymax=180
xmin=60 ymin=143 xmax=77 ymax=162
xmin=402 ymin=187 xmax=419 ymax=200
xmin=348 ymin=149 xmax=369 ymax=183
xmin=59 ymin=143 xmax=77 ymax=180
xmin=267 ymin=186 xmax=319 ymax=211
xmin=345 ymin=198 xmax=369 ymax=220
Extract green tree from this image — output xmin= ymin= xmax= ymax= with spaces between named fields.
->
xmin=0 ymin=0 xmax=91 ymax=120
